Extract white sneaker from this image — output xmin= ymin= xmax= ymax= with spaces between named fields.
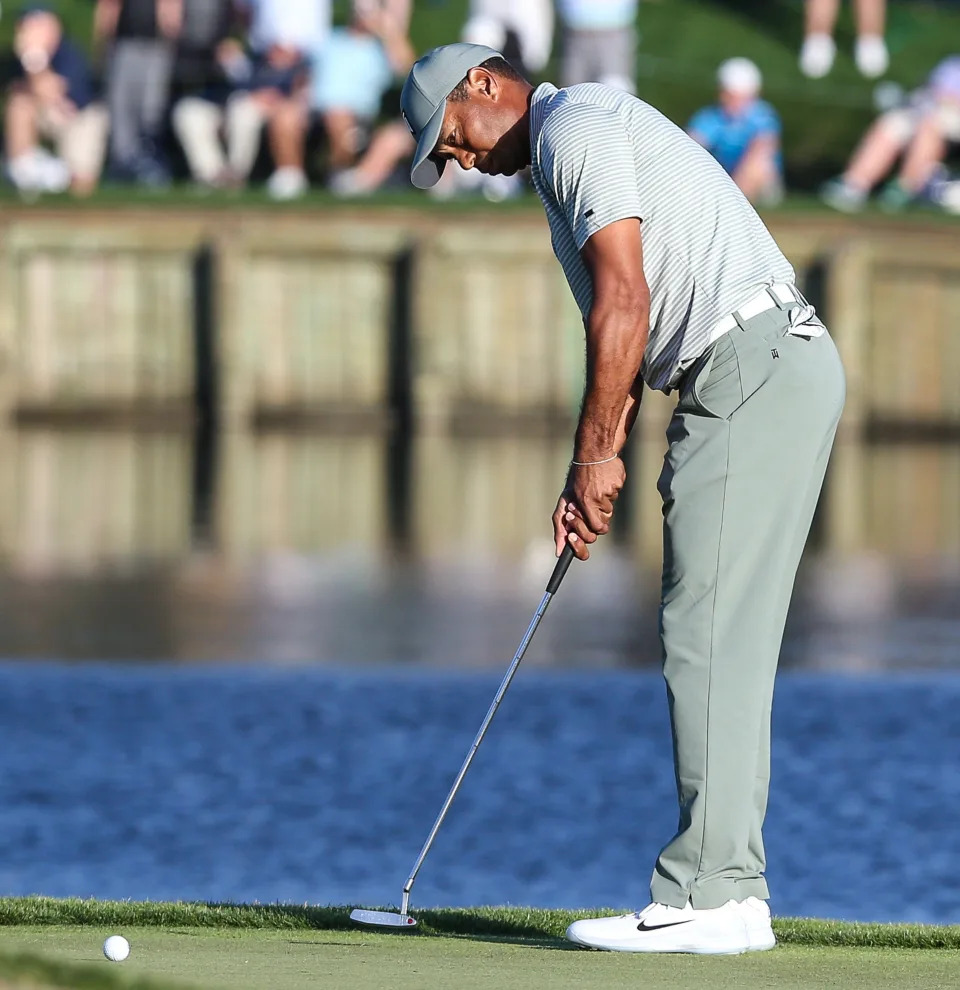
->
xmin=741 ymin=896 xmax=777 ymax=951
xmin=855 ymin=35 xmax=889 ymax=78
xmin=566 ymin=898 xmax=776 ymax=955
xmin=6 ymin=148 xmax=70 ymax=194
xmin=266 ymin=167 xmax=308 ymax=201
xmin=799 ymin=33 xmax=836 ymax=78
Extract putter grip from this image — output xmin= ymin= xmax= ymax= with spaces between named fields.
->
xmin=546 ymin=544 xmax=576 ymax=595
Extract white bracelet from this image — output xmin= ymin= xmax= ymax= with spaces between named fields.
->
xmin=570 ymin=455 xmax=619 ymax=467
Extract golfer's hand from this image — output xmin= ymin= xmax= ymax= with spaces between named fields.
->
xmin=552 ymin=457 xmax=626 ymax=561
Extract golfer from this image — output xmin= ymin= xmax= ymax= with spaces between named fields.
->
xmin=400 ymin=44 xmax=845 ymax=954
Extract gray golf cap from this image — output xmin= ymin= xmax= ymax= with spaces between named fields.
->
xmin=401 ymin=43 xmax=502 ymax=189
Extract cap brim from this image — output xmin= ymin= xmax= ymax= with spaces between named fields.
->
xmin=410 ymin=101 xmax=447 ymax=189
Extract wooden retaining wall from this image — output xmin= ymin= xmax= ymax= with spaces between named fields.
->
xmin=0 ymin=205 xmax=956 ymax=439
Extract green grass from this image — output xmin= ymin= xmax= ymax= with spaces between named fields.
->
xmin=3 ymin=0 xmax=960 ymax=187
xmin=2 ymin=922 xmax=960 ymax=990
xmin=2 ymin=897 xmax=959 ymax=948
xmin=0 ymin=901 xmax=959 ymax=990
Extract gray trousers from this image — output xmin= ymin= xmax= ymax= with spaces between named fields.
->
xmin=650 ymin=304 xmax=846 ymax=910
xmin=561 ymin=26 xmax=637 ymax=91
xmin=107 ymin=38 xmax=175 ymax=166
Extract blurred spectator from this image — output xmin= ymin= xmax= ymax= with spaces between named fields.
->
xmin=800 ymin=0 xmax=888 ymax=79
xmin=462 ymin=0 xmax=553 ymax=77
xmin=820 ymin=55 xmax=960 ymax=212
xmin=688 ymin=58 xmax=783 ymax=206
xmin=234 ymin=0 xmax=331 ymax=199
xmin=310 ymin=0 xmax=415 ymax=175
xmin=95 ymin=0 xmax=182 ymax=184
xmin=170 ymin=0 xmax=253 ymax=188
xmin=556 ymin=0 xmax=638 ymax=93
xmin=4 ymin=5 xmax=108 ymax=196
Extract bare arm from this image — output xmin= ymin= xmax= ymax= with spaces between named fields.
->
xmin=377 ymin=17 xmax=416 ymax=76
xmin=732 ymin=133 xmax=779 ymax=202
xmin=156 ymin=0 xmax=184 ymax=39
xmin=93 ymin=0 xmax=121 ymax=43
xmin=575 ymin=218 xmax=650 ymax=462
xmin=552 ymin=218 xmax=649 ymax=559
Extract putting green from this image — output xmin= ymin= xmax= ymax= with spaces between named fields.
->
xmin=2 ymin=926 xmax=960 ymax=990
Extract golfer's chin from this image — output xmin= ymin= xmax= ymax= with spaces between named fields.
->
xmin=482 ymin=160 xmax=519 ymax=178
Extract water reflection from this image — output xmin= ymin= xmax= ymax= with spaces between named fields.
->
xmin=0 ymin=427 xmax=956 ymax=669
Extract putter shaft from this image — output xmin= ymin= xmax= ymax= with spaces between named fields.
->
xmin=399 ymin=545 xmax=575 ymax=918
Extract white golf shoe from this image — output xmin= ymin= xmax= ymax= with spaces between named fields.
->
xmin=566 ymin=897 xmax=776 ymax=954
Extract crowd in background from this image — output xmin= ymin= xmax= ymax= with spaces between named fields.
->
xmin=2 ymin=0 xmax=960 ymax=214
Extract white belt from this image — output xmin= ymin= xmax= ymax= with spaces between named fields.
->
xmin=708 ymin=282 xmax=806 ymax=342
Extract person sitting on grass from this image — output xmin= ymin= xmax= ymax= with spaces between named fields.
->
xmin=4 ymin=5 xmax=110 ymax=197
xmin=233 ymin=0 xmax=330 ymax=200
xmin=820 ymin=55 xmax=960 ymax=213
xmin=305 ymin=0 xmax=415 ymax=188
xmin=687 ymin=58 xmax=784 ymax=206
xmin=170 ymin=0 xmax=255 ymax=190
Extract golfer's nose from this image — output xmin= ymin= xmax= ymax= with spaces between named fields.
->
xmin=458 ymin=150 xmax=476 ymax=171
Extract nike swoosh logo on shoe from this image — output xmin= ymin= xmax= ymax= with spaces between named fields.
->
xmin=636 ymin=920 xmax=695 ymax=932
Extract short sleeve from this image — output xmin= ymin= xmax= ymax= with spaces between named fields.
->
xmin=750 ymin=101 xmax=781 ymax=138
xmin=538 ymin=103 xmax=644 ymax=252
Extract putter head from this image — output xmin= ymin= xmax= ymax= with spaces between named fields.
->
xmin=350 ymin=909 xmax=418 ymax=929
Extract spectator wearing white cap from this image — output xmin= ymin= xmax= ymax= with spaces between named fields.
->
xmin=687 ymin=58 xmax=783 ymax=206
xmin=799 ymin=0 xmax=888 ymax=80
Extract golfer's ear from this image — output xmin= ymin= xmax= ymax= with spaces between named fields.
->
xmin=468 ymin=66 xmax=495 ymax=98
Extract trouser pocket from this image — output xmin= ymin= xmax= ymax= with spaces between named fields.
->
xmin=691 ymin=325 xmax=779 ymax=421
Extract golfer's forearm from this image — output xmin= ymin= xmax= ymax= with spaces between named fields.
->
xmin=613 ymin=377 xmax=644 ymax=454
xmin=575 ymin=307 xmax=648 ymax=461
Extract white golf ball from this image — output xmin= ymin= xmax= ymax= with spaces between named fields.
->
xmin=103 ymin=935 xmax=130 ymax=962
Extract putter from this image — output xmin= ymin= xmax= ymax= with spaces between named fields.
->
xmin=351 ymin=544 xmax=576 ymax=929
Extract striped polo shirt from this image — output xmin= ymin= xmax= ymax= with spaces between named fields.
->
xmin=529 ymin=82 xmax=795 ymax=392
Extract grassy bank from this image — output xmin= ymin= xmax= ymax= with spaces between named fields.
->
xmin=2 ymin=897 xmax=959 ymax=948
xmin=1 ymin=901 xmax=959 ymax=990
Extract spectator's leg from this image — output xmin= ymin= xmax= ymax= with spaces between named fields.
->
xmin=266 ymin=95 xmax=309 ymax=198
xmin=323 ymin=109 xmax=362 ymax=170
xmin=106 ymin=39 xmax=146 ymax=171
xmin=844 ymin=110 xmax=912 ymax=191
xmin=560 ymin=28 xmax=589 ymax=87
xmin=897 ymin=113 xmax=946 ymax=195
xmin=595 ymin=27 xmax=636 ymax=93
xmin=799 ymin=0 xmax=839 ymax=78
xmin=805 ymin=0 xmax=840 ymax=36
xmin=853 ymin=0 xmax=888 ymax=77
xmin=57 ymin=103 xmax=110 ymax=196
xmin=854 ymin=0 xmax=885 ymax=37
xmin=3 ymin=88 xmax=49 ymax=191
xmin=172 ymin=97 xmax=227 ymax=185
xmin=139 ymin=40 xmax=176 ymax=153
xmin=329 ymin=120 xmax=414 ymax=195
xmin=4 ymin=88 xmax=40 ymax=162
xmin=268 ymin=97 xmax=308 ymax=171
xmin=225 ymin=92 xmax=266 ymax=182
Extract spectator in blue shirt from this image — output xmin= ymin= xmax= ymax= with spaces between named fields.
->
xmin=269 ymin=0 xmax=413 ymax=197
xmin=310 ymin=1 xmax=412 ymax=173
xmin=5 ymin=5 xmax=109 ymax=195
xmin=687 ymin=58 xmax=783 ymax=206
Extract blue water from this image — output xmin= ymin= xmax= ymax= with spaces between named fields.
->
xmin=1 ymin=665 xmax=958 ymax=925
